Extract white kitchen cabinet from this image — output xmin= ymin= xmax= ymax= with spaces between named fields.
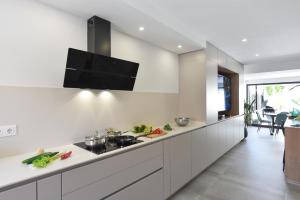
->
xmin=222 ymin=120 xmax=229 ymax=152
xmin=0 ymin=182 xmax=36 ymax=200
xmin=0 ymin=116 xmax=248 ymax=200
xmin=238 ymin=116 xmax=244 ymax=141
xmin=62 ymin=156 xmax=163 ymax=200
xmin=169 ymin=133 xmax=192 ymax=194
xmin=224 ymin=120 xmax=231 ymax=152
xmin=239 ymin=116 xmax=245 ymax=140
xmin=218 ymin=121 xmax=227 ymax=155
xmin=62 ymin=142 xmax=163 ymax=200
xmin=206 ymin=124 xmax=219 ymax=165
xmin=226 ymin=119 xmax=235 ymax=150
xmin=163 ymin=139 xmax=172 ymax=199
xmin=62 ymin=142 xmax=162 ymax=195
xmin=191 ymin=128 xmax=208 ymax=178
xmin=218 ymin=50 xmax=227 ymax=68
xmin=37 ymin=174 xmax=61 ymax=200
xmin=233 ymin=117 xmax=239 ymax=145
xmin=205 ymin=125 xmax=213 ymax=165
xmin=217 ymin=117 xmax=243 ymax=156
xmin=234 ymin=117 xmax=243 ymax=145
xmin=226 ymin=56 xmax=241 ymax=73
xmin=104 ymin=170 xmax=163 ymax=200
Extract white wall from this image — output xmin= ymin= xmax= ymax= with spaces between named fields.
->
xmin=0 ymin=0 xmax=180 ymax=157
xmin=111 ymin=30 xmax=179 ymax=93
xmin=178 ymin=43 xmax=245 ymax=124
xmin=179 ymin=51 xmax=206 ymax=121
xmin=0 ymin=0 xmax=86 ymax=88
xmin=0 ymin=87 xmax=178 ymax=157
xmin=0 ymin=0 xmax=179 ymax=93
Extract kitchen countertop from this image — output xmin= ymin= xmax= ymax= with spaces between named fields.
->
xmin=285 ymin=119 xmax=300 ymax=128
xmin=0 ymin=121 xmax=206 ymax=191
xmin=284 ymin=120 xmax=300 ymax=184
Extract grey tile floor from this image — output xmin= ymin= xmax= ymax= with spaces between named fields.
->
xmin=170 ymin=127 xmax=300 ymax=200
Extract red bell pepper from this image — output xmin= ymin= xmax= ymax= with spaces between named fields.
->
xmin=60 ymin=151 xmax=72 ymax=160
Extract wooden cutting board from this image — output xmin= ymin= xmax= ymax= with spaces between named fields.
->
xmin=146 ymin=132 xmax=167 ymax=138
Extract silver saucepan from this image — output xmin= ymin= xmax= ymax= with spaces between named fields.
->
xmin=85 ymin=135 xmax=107 ymax=148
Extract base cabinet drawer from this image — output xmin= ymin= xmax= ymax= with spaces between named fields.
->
xmin=0 ymin=182 xmax=36 ymax=200
xmin=62 ymin=154 xmax=163 ymax=200
xmin=37 ymin=174 xmax=61 ymax=200
xmin=104 ymin=170 xmax=163 ymax=200
xmin=62 ymin=142 xmax=163 ymax=195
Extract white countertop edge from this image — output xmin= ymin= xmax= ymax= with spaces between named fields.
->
xmin=285 ymin=119 xmax=300 ymax=128
xmin=0 ymin=121 xmax=206 ymax=191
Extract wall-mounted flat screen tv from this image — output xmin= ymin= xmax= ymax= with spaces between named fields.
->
xmin=218 ymin=74 xmax=231 ymax=112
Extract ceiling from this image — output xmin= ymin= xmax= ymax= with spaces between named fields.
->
xmin=39 ymin=0 xmax=300 ymax=65
xmin=245 ymin=69 xmax=300 ymax=84
xmin=245 ymin=69 xmax=300 ymax=80
xmin=38 ymin=0 xmax=205 ymax=55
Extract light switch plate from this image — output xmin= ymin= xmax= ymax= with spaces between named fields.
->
xmin=0 ymin=125 xmax=17 ymax=138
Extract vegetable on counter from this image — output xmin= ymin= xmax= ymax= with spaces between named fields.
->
xmin=22 ymin=152 xmax=59 ymax=165
xmin=163 ymin=124 xmax=173 ymax=131
xmin=36 ymin=148 xmax=45 ymax=155
xmin=151 ymin=128 xmax=164 ymax=135
xmin=32 ymin=154 xmax=60 ymax=168
xmin=147 ymin=128 xmax=167 ymax=138
xmin=22 ymin=150 xmax=72 ymax=168
xmin=133 ymin=124 xmax=152 ymax=134
xmin=60 ymin=151 xmax=72 ymax=160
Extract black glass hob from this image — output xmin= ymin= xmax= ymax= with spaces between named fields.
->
xmin=74 ymin=139 xmax=143 ymax=155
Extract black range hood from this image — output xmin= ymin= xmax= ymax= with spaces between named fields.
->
xmin=63 ymin=16 xmax=139 ymax=91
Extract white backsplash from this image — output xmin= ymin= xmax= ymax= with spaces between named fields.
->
xmin=0 ymin=86 xmax=178 ymax=157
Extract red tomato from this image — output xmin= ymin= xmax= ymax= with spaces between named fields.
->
xmin=152 ymin=128 xmax=162 ymax=135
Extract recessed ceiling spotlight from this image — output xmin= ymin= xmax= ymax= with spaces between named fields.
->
xmin=139 ymin=26 xmax=145 ymax=31
xmin=255 ymin=53 xmax=260 ymax=57
xmin=242 ymin=38 xmax=248 ymax=42
xmin=177 ymin=45 xmax=183 ymax=49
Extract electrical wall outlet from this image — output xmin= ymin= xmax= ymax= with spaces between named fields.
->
xmin=0 ymin=125 xmax=17 ymax=138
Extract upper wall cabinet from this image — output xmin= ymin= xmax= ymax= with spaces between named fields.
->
xmin=218 ymin=49 xmax=242 ymax=74
xmin=205 ymin=43 xmax=218 ymax=62
xmin=218 ymin=50 xmax=227 ymax=68
xmin=226 ymin=56 xmax=242 ymax=74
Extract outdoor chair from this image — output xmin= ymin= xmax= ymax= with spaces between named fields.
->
xmin=274 ymin=113 xmax=288 ymax=135
xmin=256 ymin=111 xmax=272 ymax=133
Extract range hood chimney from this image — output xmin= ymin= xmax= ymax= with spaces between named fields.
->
xmin=63 ymin=16 xmax=139 ymax=91
xmin=87 ymin=16 xmax=111 ymax=56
